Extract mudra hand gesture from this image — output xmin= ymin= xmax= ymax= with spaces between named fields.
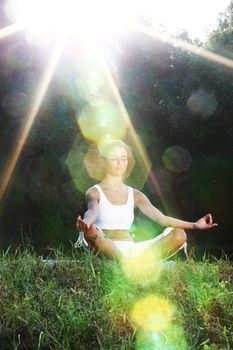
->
xmin=195 ymin=214 xmax=218 ymax=230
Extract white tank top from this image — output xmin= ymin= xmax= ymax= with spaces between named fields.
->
xmin=94 ymin=184 xmax=134 ymax=230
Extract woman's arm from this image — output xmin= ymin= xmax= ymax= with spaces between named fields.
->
xmin=134 ymin=190 xmax=218 ymax=230
xmin=76 ymin=188 xmax=100 ymax=232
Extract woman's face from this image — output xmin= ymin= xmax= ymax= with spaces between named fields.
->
xmin=105 ymin=146 xmax=128 ymax=176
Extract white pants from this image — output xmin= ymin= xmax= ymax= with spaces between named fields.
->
xmin=113 ymin=227 xmax=187 ymax=257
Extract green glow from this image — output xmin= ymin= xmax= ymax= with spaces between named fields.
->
xmin=136 ymin=324 xmax=188 ymax=350
xmin=66 ymin=134 xmax=92 ymax=193
xmin=78 ymin=98 xmax=128 ymax=142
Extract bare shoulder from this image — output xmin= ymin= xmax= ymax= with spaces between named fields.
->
xmin=86 ymin=186 xmax=100 ymax=202
xmin=133 ymin=188 xmax=149 ymax=205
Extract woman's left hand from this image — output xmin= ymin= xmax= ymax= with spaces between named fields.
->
xmin=195 ymin=214 xmax=218 ymax=230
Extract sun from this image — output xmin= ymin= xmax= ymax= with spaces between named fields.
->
xmin=5 ymin=0 xmax=141 ymax=42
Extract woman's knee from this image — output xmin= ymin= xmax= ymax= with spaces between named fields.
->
xmin=172 ymin=228 xmax=187 ymax=247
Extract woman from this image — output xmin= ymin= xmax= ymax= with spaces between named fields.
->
xmin=76 ymin=140 xmax=217 ymax=259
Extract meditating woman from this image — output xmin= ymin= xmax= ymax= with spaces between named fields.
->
xmin=76 ymin=140 xmax=217 ymax=259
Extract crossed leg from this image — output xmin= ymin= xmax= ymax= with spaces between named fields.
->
xmin=84 ymin=224 xmax=122 ymax=259
xmin=142 ymin=228 xmax=187 ymax=259
xmin=85 ymin=226 xmax=187 ymax=260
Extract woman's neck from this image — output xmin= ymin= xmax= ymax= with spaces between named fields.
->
xmin=101 ymin=175 xmax=124 ymax=190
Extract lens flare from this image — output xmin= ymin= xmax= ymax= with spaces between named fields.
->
xmin=132 ymin=216 xmax=162 ymax=241
xmin=122 ymin=247 xmax=162 ymax=285
xmin=186 ymin=89 xmax=218 ymax=119
xmin=135 ymin=22 xmax=233 ymax=71
xmin=83 ymin=144 xmax=104 ymax=181
xmin=66 ymin=134 xmax=93 ymax=194
xmin=86 ymin=70 xmax=106 ymax=96
xmin=136 ymin=325 xmax=188 ymax=350
xmin=0 ymin=41 xmax=63 ymax=202
xmin=77 ymin=99 xmax=128 ymax=143
xmin=0 ymin=23 xmax=23 ymax=40
xmin=131 ymin=295 xmax=172 ymax=332
xmin=147 ymin=168 xmax=174 ymax=197
xmin=162 ymin=146 xmax=192 ymax=174
xmin=7 ymin=0 xmax=140 ymax=42
xmin=76 ymin=59 xmax=115 ymax=102
xmin=96 ymin=49 xmax=156 ymax=193
xmin=84 ymin=141 xmax=135 ymax=181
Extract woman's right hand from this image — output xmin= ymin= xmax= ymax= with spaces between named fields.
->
xmin=76 ymin=216 xmax=89 ymax=233
xmin=194 ymin=213 xmax=218 ymax=230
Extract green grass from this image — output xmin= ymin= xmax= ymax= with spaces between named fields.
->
xmin=0 ymin=247 xmax=232 ymax=349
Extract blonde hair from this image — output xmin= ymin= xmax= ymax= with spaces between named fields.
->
xmin=99 ymin=139 xmax=131 ymax=158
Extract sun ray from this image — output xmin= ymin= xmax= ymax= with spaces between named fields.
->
xmin=135 ymin=22 xmax=233 ymax=70
xmin=0 ymin=40 xmax=64 ymax=202
xmin=96 ymin=46 xmax=171 ymax=212
xmin=0 ymin=23 xmax=23 ymax=40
